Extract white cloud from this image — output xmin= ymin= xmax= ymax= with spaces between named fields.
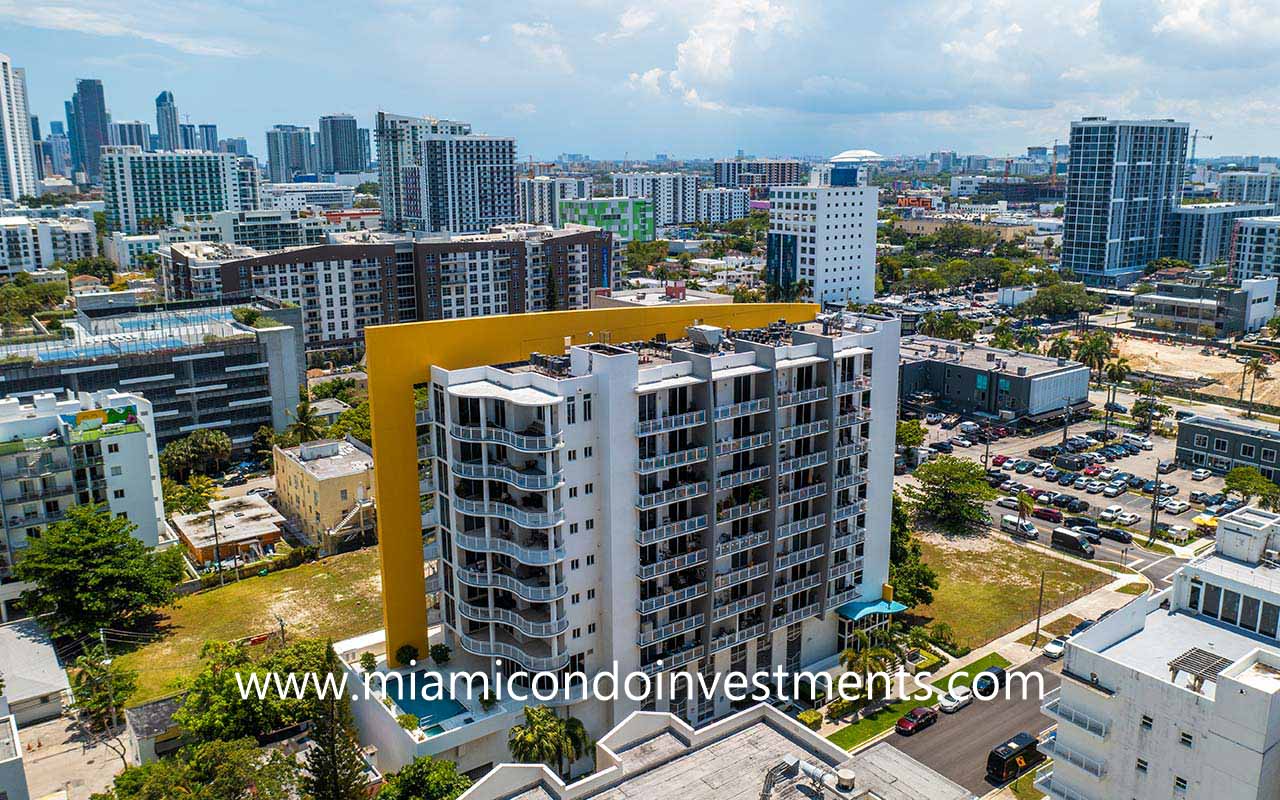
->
xmin=0 ymin=0 xmax=260 ymax=56
xmin=511 ymin=21 xmax=574 ymax=74
xmin=597 ymin=5 xmax=657 ymax=41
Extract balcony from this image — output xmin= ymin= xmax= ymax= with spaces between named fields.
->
xmin=638 ymin=446 xmax=709 ymax=474
xmin=639 ymin=549 xmax=708 ymax=580
xmin=833 ymin=470 xmax=868 ymax=491
xmin=779 ymin=420 xmax=829 ymax=442
xmin=777 ymin=483 xmax=825 ymax=508
xmin=779 ymin=451 xmax=828 ymax=475
xmin=712 ymin=622 xmax=765 ymax=653
xmin=415 ymin=409 xmax=431 ymax=426
xmin=836 ymin=408 xmax=870 ymax=428
xmin=454 ymin=461 xmax=563 ymax=491
xmin=713 ymin=398 xmax=771 ymax=420
xmin=834 ymin=376 xmax=872 ymax=396
xmin=715 ymin=432 xmax=771 ymax=457
xmin=833 ymin=499 xmax=867 ymax=522
xmin=636 ymin=481 xmax=709 ymax=510
xmin=831 ymin=529 xmax=864 ymax=551
xmin=713 ymin=592 xmax=766 ymax=622
xmin=457 ymin=600 xmax=568 ymax=637
xmin=3 ymin=484 xmax=74 ymax=504
xmin=716 ymin=498 xmax=769 ymax=524
xmin=638 ymin=584 xmax=707 ymax=614
xmin=773 ymin=572 xmax=822 ymax=601
xmin=636 ymin=410 xmax=707 ymax=436
xmin=827 ymin=586 xmax=860 ymax=608
xmin=457 ymin=629 xmax=568 ymax=672
xmin=455 ymin=496 xmax=564 ymax=528
xmin=453 ymin=531 xmax=565 ymax=565
xmin=715 ymin=465 xmax=770 ymax=491
xmin=1040 ymin=732 xmax=1107 ymax=779
xmin=771 ymin=601 xmax=820 ymax=630
xmin=716 ymin=530 xmax=769 ymax=558
xmin=714 ymin=562 xmax=769 ymax=590
xmin=835 ymin=438 xmax=868 ymax=459
xmin=777 ymin=386 xmax=828 ymax=408
xmin=1033 ymin=768 xmax=1096 ymax=800
xmin=450 ymin=423 xmax=562 ymax=452
xmin=638 ymin=613 xmax=705 ymax=647
xmin=828 ymin=559 xmax=861 ymax=580
xmin=636 ymin=515 xmax=708 ymax=546
xmin=777 ymin=513 xmax=826 ymax=539
xmin=775 ymin=543 xmax=825 ymax=571
xmin=1042 ymin=688 xmax=1110 ymax=739
xmin=642 ymin=641 xmax=704 ymax=675
xmin=457 ymin=567 xmax=567 ymax=602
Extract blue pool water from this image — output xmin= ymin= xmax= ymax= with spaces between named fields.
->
xmin=391 ymin=671 xmax=467 ymax=728
xmin=35 ymin=337 xmax=189 ymax=362
xmin=117 ymin=310 xmax=232 ymax=331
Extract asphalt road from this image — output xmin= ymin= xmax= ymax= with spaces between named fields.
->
xmin=891 ymin=655 xmax=1061 ymax=796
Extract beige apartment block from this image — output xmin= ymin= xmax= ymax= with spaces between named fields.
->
xmin=273 ymin=438 xmax=375 ymax=553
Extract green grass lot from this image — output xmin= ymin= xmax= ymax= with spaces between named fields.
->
xmin=1116 ymin=581 xmax=1150 ymax=595
xmin=1015 ymin=614 xmax=1086 ymax=648
xmin=115 ymin=547 xmax=384 ymax=705
xmin=928 ymin=653 xmax=1012 ymax=690
xmin=905 ymin=536 xmax=1109 ymax=651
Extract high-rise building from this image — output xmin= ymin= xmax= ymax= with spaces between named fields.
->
xmin=0 ymin=216 xmax=96 ymax=278
xmin=178 ymin=123 xmax=199 ymax=150
xmin=100 ymin=146 xmax=257 ymax=233
xmin=558 ymin=196 xmax=653 ymax=243
xmin=1219 ymin=172 xmax=1280 ymax=206
xmin=0 ymin=54 xmax=37 ymax=200
xmin=260 ymin=182 xmax=354 ymax=211
xmin=713 ymin=158 xmax=806 ymax=195
xmin=1230 ymin=216 xmax=1280 ymax=281
xmin=198 ymin=124 xmax=218 ymax=152
xmin=265 ymin=124 xmax=315 ymax=183
xmin=1061 ymin=117 xmax=1189 ymax=287
xmin=374 ymin=112 xmax=517 ymax=234
xmin=612 ymin=171 xmax=700 ymax=226
xmin=66 ymin=78 xmax=109 ymax=183
xmin=107 ymin=120 xmax=152 ymax=149
xmin=1037 ymin=505 xmax=1280 ymax=800
xmin=767 ymin=153 xmax=877 ymax=305
xmin=42 ymin=121 xmax=71 ymax=179
xmin=357 ymin=127 xmax=371 ymax=169
xmin=28 ymin=113 xmax=42 ymax=182
xmin=1162 ymin=203 xmax=1276 ymax=268
xmin=350 ymin=306 xmax=901 ymax=774
xmin=154 ymin=90 xmax=179 ymax=151
xmin=219 ymin=137 xmax=249 ymax=157
xmin=317 ymin=114 xmax=362 ymax=174
xmin=158 ymin=208 xmax=329 ymax=253
xmin=517 ymin=175 xmax=591 ymax=225
xmin=697 ymin=187 xmax=750 ymax=224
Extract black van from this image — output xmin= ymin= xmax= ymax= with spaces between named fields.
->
xmin=1052 ymin=527 xmax=1095 ymax=558
xmin=1053 ymin=454 xmax=1087 ymax=472
xmin=986 ymin=731 xmax=1046 ymax=783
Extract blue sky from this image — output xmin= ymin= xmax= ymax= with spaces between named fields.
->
xmin=6 ymin=0 xmax=1280 ymax=161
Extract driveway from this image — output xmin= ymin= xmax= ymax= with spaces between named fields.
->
xmin=888 ymin=655 xmax=1061 ymax=796
xmin=18 ymin=715 xmax=132 ymax=799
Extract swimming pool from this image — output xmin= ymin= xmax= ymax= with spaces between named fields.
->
xmin=390 ymin=670 xmax=468 ymax=729
xmin=117 ymin=310 xmax=234 ymax=331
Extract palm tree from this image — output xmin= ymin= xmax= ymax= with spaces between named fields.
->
xmin=1246 ymin=358 xmax=1269 ymax=418
xmin=1014 ymin=327 xmax=1039 ymax=353
xmin=508 ymin=705 xmax=592 ymax=779
xmin=1016 ymin=491 xmax=1035 ymax=529
xmin=1074 ymin=332 xmax=1110 ymax=383
xmin=991 ymin=321 xmax=1015 ymax=350
xmin=1102 ymin=357 xmax=1131 ymax=431
xmin=561 ymin=715 xmax=593 ymax=776
xmin=838 ymin=630 xmax=899 ymax=702
xmin=174 ymin=475 xmax=226 ymax=585
xmin=1046 ymin=334 xmax=1073 ymax=360
xmin=288 ymin=398 xmax=326 ymax=442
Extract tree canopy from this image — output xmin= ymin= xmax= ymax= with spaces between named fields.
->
xmin=896 ymin=420 xmax=926 ymax=450
xmin=901 ymin=455 xmax=996 ymax=536
xmin=1224 ymin=466 xmax=1280 ymax=508
xmin=888 ymin=492 xmax=939 ymax=608
xmin=1015 ymin=283 xmax=1102 ymax=318
xmin=160 ymin=429 xmax=233 ymax=481
xmin=375 ymin=756 xmax=472 ymax=800
xmin=96 ymin=737 xmax=301 ymax=800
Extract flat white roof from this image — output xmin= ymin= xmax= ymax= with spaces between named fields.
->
xmin=449 ymin=381 xmax=561 ymax=407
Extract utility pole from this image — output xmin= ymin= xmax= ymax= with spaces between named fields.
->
xmin=275 ymin=613 xmax=286 ymax=644
xmin=1147 ymin=457 xmax=1163 ymax=547
xmin=1061 ymin=400 xmax=1071 ymax=446
xmin=1032 ymin=571 xmax=1046 ymax=647
xmin=210 ymin=503 xmax=224 ymax=587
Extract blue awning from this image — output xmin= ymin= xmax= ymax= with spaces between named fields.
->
xmin=835 ymin=598 xmax=908 ymax=622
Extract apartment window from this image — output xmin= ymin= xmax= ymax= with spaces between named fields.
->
xmin=107 ymin=443 xmax=120 ymax=454
xmin=572 ymin=628 xmax=581 ymax=639
xmin=110 ymin=466 xmax=123 ymax=476
xmin=587 ymin=588 xmax=595 ymax=600
xmin=1265 ymin=448 xmax=1277 ymax=463
xmin=584 ymin=446 xmax=593 ymax=458
xmin=1213 ymin=437 xmax=1228 ymax=453
xmin=1180 ymin=732 xmax=1194 ymax=748
xmin=586 ymin=554 xmax=595 ymax=566
xmin=568 ymin=449 xmax=577 ymax=462
xmin=113 ymin=489 xmax=125 ymax=499
xmin=587 ymin=623 xmax=596 ymax=634
xmin=583 ymin=393 xmax=592 ymax=421
xmin=585 ymin=483 xmax=594 ymax=495
xmin=570 ymin=559 xmax=580 ymax=570
xmin=571 ymin=592 xmax=580 ymax=604
xmin=1241 ymin=443 xmax=1257 ymax=459
xmin=1174 ymin=777 xmax=1188 ymax=792
xmin=569 ymin=487 xmax=578 ymax=499
xmin=340 ymin=489 xmax=348 ymax=501
xmin=1136 ymin=758 xmax=1148 ymax=773
xmin=585 ymin=519 xmax=594 ymax=530
xmin=566 ymin=398 xmax=576 ymax=424
xmin=569 ymin=523 xmax=579 ymax=534
xmin=1140 ymin=714 xmax=1153 ymax=730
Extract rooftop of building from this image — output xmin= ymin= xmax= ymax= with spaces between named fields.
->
xmin=462 ymin=705 xmax=971 ymax=800
xmin=124 ymin=695 xmax=183 ymax=739
xmin=593 ymin=286 xmax=730 ymax=307
xmin=0 ymin=715 xmax=16 ymax=763
xmin=0 ymin=619 xmax=70 ymax=704
xmin=277 ymin=438 xmax=373 ymax=481
xmin=168 ymin=240 xmax=260 ymax=260
xmin=1173 ymin=201 xmax=1277 ymax=213
xmin=900 ymin=335 xmax=1084 ymax=376
xmin=1181 ymin=414 xmax=1280 ymax=442
xmin=171 ymin=494 xmax=285 ymax=549
xmin=261 ymin=182 xmax=352 ymax=191
xmin=310 ymin=398 xmax=351 ymax=417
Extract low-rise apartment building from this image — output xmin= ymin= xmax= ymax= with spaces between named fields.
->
xmin=105 ymin=231 xmax=161 ymax=269
xmin=1038 ymin=506 xmax=1280 ymax=800
xmin=697 ymin=187 xmax=750 ymax=224
xmin=172 ymin=493 xmax=285 ymax=565
xmin=274 ymin=438 xmax=374 ymax=553
xmin=558 ymin=197 xmax=654 ymax=244
xmin=260 ymin=182 xmax=355 ymax=212
xmin=1175 ymin=415 xmax=1280 ymax=478
xmin=1132 ymin=275 xmax=1276 ymax=337
xmin=159 ymin=209 xmax=329 ymax=252
xmin=0 ymin=215 xmax=96 ymax=278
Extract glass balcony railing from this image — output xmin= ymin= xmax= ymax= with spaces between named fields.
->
xmin=772 ymin=573 xmax=822 ymax=601
xmin=715 ymin=465 xmax=770 ymax=491
xmin=454 ymin=497 xmax=564 ymax=528
xmin=456 ymin=629 xmax=568 ymax=672
xmin=636 ymin=481 xmax=709 ymax=510
xmin=638 ymin=584 xmax=706 ymax=614
xmin=713 ymin=592 xmax=766 ymax=622
xmin=776 ymin=386 xmax=827 ymax=407
xmin=453 ymin=531 xmax=565 ymax=565
xmin=638 ymin=548 xmax=708 ymax=580
xmin=777 ymin=483 xmax=826 ymax=507
xmin=456 ymin=567 xmax=567 ymax=602
xmin=715 ymin=432 xmax=771 ymax=457
xmin=1042 ymin=688 xmax=1111 ymax=739
xmin=775 ymin=543 xmax=825 ymax=571
xmin=711 ymin=622 xmax=765 ymax=653
xmin=834 ymin=499 xmax=867 ymax=522
xmin=714 ymin=562 xmax=769 ymax=590
xmin=712 ymin=398 xmax=771 ymax=420
xmin=637 ymin=613 xmax=705 ymax=647
xmin=1033 ymin=767 xmax=1096 ymax=800
xmin=771 ymin=601 xmax=820 ymax=630
xmin=457 ymin=600 xmax=568 ymax=637
xmin=778 ymin=451 xmax=827 ymax=475
xmin=779 ymin=420 xmax=829 ymax=442
xmin=1040 ymin=732 xmax=1107 ymax=779
xmin=715 ymin=530 xmax=769 ymax=558
xmin=642 ymin=642 xmax=704 ymax=675
xmin=834 ymin=375 xmax=872 ymax=395
xmin=637 ymin=446 xmax=709 ymax=474
xmin=777 ymin=513 xmax=826 ymax=539
xmin=454 ymin=461 xmax=562 ymax=491
xmin=716 ymin=498 xmax=769 ymax=524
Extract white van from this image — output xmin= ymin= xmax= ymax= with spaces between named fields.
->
xmin=959 ymin=421 xmax=981 ymax=435
xmin=1123 ymin=433 xmax=1153 ymax=451
xmin=1000 ymin=514 xmax=1038 ymax=540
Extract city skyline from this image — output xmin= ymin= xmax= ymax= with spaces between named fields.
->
xmin=5 ymin=0 xmax=1280 ymax=162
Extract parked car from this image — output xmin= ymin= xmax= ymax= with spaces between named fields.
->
xmin=1103 ymin=482 xmax=1126 ymax=498
xmin=1032 ymin=462 xmax=1051 ymax=477
xmin=1099 ymin=505 xmax=1124 ymax=522
xmin=1014 ymin=460 xmax=1035 ymax=474
xmin=1071 ymin=524 xmax=1104 ymax=543
xmin=1070 ymin=619 xmax=1096 ymax=636
xmin=938 ymin=686 xmax=973 ymax=713
xmin=895 ymin=706 xmax=938 ymax=735
xmin=1116 ymin=511 xmax=1141 ymax=526
xmin=1001 ymin=515 xmax=1039 ymax=540
xmin=924 ymin=413 xmax=944 ymax=424
xmin=1097 ymin=526 xmax=1133 ymax=543
xmin=932 ymin=441 xmax=954 ymax=453
xmin=1164 ymin=500 xmax=1191 ymax=515
xmin=1086 ymin=481 xmax=1106 ymax=494
xmin=951 ymin=437 xmax=972 ymax=448
xmin=1191 ymin=468 xmax=1212 ymax=481
xmin=1042 ymin=635 xmax=1069 ymax=660
xmin=1073 ymin=476 xmax=1090 ymax=490
xmin=991 ymin=454 xmax=1010 ymax=466
xmin=1127 ymin=474 xmax=1147 ymax=489
xmin=1052 ymin=494 xmax=1075 ymax=509
xmin=1082 ymin=464 xmax=1102 ymax=477
xmin=1057 ymin=473 xmax=1076 ymax=487
xmin=1033 ymin=506 xmax=1063 ymax=523
xmin=1158 ymin=460 xmax=1176 ymax=474
xmin=973 ymin=666 xmax=1009 ymax=696
xmin=996 ymin=496 xmax=1022 ymax=511
xmin=1104 ymin=401 xmax=1128 ymax=414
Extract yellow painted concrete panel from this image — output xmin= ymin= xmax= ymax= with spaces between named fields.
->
xmin=367 ymin=302 xmax=818 ymax=665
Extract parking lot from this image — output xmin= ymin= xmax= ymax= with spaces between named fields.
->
xmin=893 ymin=656 xmax=1061 ymax=796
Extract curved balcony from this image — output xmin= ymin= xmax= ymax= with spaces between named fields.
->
xmin=453 ymin=531 xmax=565 ymax=565
xmin=457 ymin=629 xmax=568 ymax=672
xmin=636 ymin=410 xmax=706 ymax=436
xmin=454 ymin=461 xmax=562 ymax=491
xmin=638 ymin=446 xmax=709 ymax=474
xmin=457 ymin=600 xmax=568 ymax=637
xmin=455 ymin=496 xmax=564 ymax=528
xmin=457 ymin=567 xmax=567 ymax=602
xmin=450 ymin=423 xmax=563 ymax=452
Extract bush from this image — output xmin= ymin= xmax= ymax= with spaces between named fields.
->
xmin=396 ymin=713 xmax=419 ymax=730
xmin=359 ymin=651 xmax=378 ymax=674
xmin=797 ymin=709 xmax=823 ymax=731
xmin=395 ymin=644 xmax=420 ymax=666
xmin=480 ymin=690 xmax=497 ymax=711
xmin=429 ymin=643 xmax=452 ymax=666
xmin=825 ymin=697 xmax=860 ymax=722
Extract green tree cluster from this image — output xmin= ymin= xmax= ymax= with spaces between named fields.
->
xmin=508 ymin=705 xmax=592 ymax=778
xmin=888 ymin=491 xmax=939 ymax=608
xmin=0 ymin=273 xmax=68 ymax=332
xmin=916 ymin=311 xmax=979 ymax=342
xmin=901 ymin=455 xmax=996 ymax=536
xmin=93 ymin=737 xmax=301 ymax=800
xmin=376 ymin=756 xmax=471 ymax=800
xmin=160 ymin=428 xmax=233 ymax=481
xmin=1015 ymin=283 xmax=1102 ymax=319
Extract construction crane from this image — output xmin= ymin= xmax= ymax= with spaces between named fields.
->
xmin=1189 ymin=129 xmax=1213 ymax=174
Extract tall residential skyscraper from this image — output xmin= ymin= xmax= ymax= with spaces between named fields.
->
xmin=29 ymin=113 xmax=43 ymax=181
xmin=108 ymin=120 xmax=152 ymax=150
xmin=611 ymin=171 xmax=700 ymax=226
xmin=265 ymin=124 xmax=315 ymax=183
xmin=357 ymin=127 xmax=371 ymax=169
xmin=198 ymin=124 xmax=218 ymax=153
xmin=43 ymin=121 xmax=71 ymax=179
xmin=178 ymin=123 xmax=199 ymax=150
xmin=374 ymin=112 xmax=516 ymax=234
xmin=155 ymin=91 xmax=179 ymax=151
xmin=220 ymin=137 xmax=249 ymax=157
xmin=1061 ymin=117 xmax=1189 ymax=287
xmin=767 ymin=153 xmax=877 ymax=306
xmin=100 ymin=146 xmax=256 ymax=233
xmin=67 ymin=78 xmax=109 ymax=183
xmin=517 ymin=175 xmax=591 ymax=225
xmin=317 ymin=114 xmax=361 ymax=174
xmin=0 ymin=53 xmax=37 ymax=199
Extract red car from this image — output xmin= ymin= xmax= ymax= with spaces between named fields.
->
xmin=991 ymin=454 xmax=1010 ymax=466
xmin=1032 ymin=506 xmax=1063 ymax=523
xmin=994 ymin=426 xmax=1011 ymax=437
xmin=896 ymin=706 xmax=938 ymax=735
xmin=1082 ymin=464 xmax=1102 ymax=476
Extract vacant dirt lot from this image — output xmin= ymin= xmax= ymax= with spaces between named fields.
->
xmin=1116 ymin=335 xmax=1280 ymax=405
